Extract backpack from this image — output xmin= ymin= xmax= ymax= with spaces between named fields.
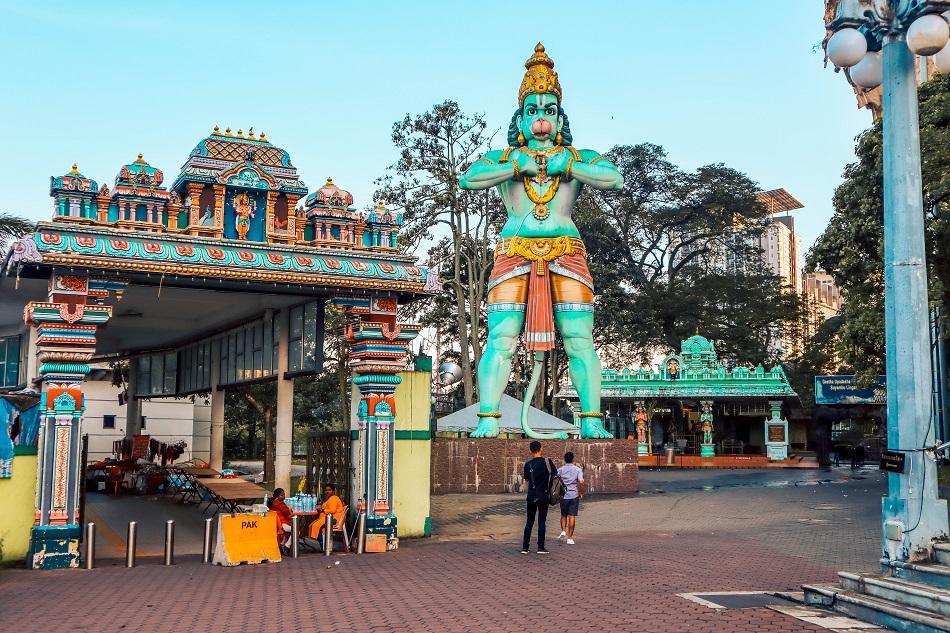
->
xmin=544 ymin=458 xmax=566 ymax=506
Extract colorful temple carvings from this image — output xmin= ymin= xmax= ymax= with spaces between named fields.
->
xmin=45 ymin=127 xmax=404 ymax=254
xmin=5 ymin=127 xmax=438 ymax=567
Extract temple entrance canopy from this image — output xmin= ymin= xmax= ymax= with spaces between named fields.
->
xmin=0 ymin=127 xmax=439 ymax=568
xmin=556 ymin=334 xmax=799 ymax=460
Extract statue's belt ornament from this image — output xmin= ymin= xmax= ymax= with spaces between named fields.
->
xmin=497 ymin=236 xmax=585 ymax=276
xmin=490 ymin=236 xmax=591 ymax=353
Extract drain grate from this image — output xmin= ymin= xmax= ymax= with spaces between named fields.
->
xmin=679 ymin=592 xmax=798 ymax=610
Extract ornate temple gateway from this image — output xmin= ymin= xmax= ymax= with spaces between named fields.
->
xmin=0 ymin=128 xmax=438 ymax=568
xmin=557 ymin=335 xmax=800 ymax=462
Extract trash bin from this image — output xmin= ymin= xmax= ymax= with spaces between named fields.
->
xmin=665 ymin=446 xmax=675 ymax=465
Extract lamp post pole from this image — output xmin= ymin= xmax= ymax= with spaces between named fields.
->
xmin=880 ymin=31 xmax=948 ymax=564
xmin=825 ymin=0 xmax=950 ymax=566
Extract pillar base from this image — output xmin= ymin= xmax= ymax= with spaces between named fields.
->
xmin=882 ymin=496 xmax=950 ymax=564
xmin=700 ymin=444 xmax=715 ymax=457
xmin=365 ymin=514 xmax=397 ymax=542
xmin=28 ymin=524 xmax=81 ymax=569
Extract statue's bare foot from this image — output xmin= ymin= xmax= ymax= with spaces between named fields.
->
xmin=580 ymin=419 xmax=613 ymax=439
xmin=471 ymin=417 xmax=499 ymax=438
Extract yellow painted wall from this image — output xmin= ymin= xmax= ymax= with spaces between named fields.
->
xmin=392 ymin=370 xmax=431 ymax=538
xmin=0 ymin=454 xmax=37 ymax=564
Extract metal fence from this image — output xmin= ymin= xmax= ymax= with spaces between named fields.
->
xmin=305 ymin=430 xmax=351 ymax=504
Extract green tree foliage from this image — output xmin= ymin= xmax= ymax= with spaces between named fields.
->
xmin=0 ymin=212 xmax=33 ymax=250
xmin=808 ymin=73 xmax=950 ymax=385
xmin=575 ymin=143 xmax=798 ymax=367
xmin=376 ymin=101 xmax=505 ymax=405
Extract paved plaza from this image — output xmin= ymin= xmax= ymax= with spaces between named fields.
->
xmin=0 ymin=467 xmax=888 ymax=632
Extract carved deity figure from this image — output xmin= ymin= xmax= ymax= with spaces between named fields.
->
xmin=233 ymin=192 xmax=255 ymax=240
xmin=635 ymin=405 xmax=649 ymax=442
xmin=459 ymin=44 xmax=623 ymax=439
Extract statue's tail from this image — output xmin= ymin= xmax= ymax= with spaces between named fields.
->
xmin=521 ymin=351 xmax=569 ymax=440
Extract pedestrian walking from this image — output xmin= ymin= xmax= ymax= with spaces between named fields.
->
xmin=556 ymin=451 xmax=584 ymax=545
xmin=522 ymin=440 xmax=555 ymax=555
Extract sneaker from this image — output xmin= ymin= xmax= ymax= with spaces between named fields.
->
xmin=521 ymin=548 xmax=529 ymax=555
xmin=557 ymin=531 xmax=567 ymax=542
xmin=566 ymin=539 xmax=575 ymax=545
xmin=537 ymin=548 xmax=550 ymax=555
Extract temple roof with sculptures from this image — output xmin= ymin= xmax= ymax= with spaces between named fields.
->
xmin=7 ymin=127 xmax=436 ymax=299
xmin=556 ymin=334 xmax=797 ymax=401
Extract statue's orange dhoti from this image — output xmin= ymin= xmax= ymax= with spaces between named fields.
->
xmin=487 ymin=235 xmax=594 ymax=351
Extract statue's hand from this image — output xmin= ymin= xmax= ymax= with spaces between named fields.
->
xmin=513 ymin=150 xmax=538 ymax=178
xmin=546 ymin=151 xmax=570 ymax=177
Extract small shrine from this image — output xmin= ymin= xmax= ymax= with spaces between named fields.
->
xmin=1 ymin=127 xmax=440 ymax=568
xmin=556 ymin=334 xmax=799 ymax=460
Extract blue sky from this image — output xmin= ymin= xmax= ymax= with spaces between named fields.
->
xmin=0 ymin=1 xmax=870 ymax=251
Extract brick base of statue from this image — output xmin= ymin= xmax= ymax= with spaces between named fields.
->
xmin=430 ymin=438 xmax=639 ymax=495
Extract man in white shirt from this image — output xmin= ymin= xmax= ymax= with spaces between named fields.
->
xmin=556 ymin=451 xmax=585 ymax=544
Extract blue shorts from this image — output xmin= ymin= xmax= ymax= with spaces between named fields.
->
xmin=560 ymin=497 xmax=579 ymax=516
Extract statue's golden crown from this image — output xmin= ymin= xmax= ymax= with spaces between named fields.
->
xmin=518 ymin=43 xmax=561 ymax=105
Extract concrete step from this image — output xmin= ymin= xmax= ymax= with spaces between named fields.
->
xmin=839 ymin=571 xmax=950 ymax=618
xmin=889 ymin=560 xmax=950 ymax=591
xmin=934 ymin=543 xmax=950 ymax=567
xmin=804 ymin=584 xmax=950 ymax=632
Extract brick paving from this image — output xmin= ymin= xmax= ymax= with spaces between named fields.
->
xmin=0 ymin=468 xmax=887 ymax=632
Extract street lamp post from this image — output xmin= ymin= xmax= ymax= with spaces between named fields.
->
xmin=826 ymin=0 xmax=950 ymax=566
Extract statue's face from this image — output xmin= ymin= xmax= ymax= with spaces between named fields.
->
xmin=518 ymin=93 xmax=561 ymax=144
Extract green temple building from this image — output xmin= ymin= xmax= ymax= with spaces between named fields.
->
xmin=557 ymin=334 xmax=800 ymax=460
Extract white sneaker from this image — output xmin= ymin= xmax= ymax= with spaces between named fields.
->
xmin=557 ymin=531 xmax=566 ymax=542
xmin=566 ymin=538 xmax=575 ymax=545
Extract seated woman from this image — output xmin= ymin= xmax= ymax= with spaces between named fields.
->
xmin=307 ymin=483 xmax=345 ymax=549
xmin=267 ymin=487 xmax=294 ymax=550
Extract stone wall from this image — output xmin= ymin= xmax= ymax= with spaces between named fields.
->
xmin=431 ymin=438 xmax=639 ymax=495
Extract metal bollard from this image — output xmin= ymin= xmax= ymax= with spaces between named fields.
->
xmin=356 ymin=512 xmax=366 ymax=555
xmin=202 ymin=517 xmax=214 ymax=563
xmin=324 ymin=513 xmax=333 ymax=556
xmin=84 ymin=522 xmax=96 ymax=570
xmin=163 ymin=520 xmax=175 ymax=566
xmin=291 ymin=515 xmax=299 ymax=559
xmin=125 ymin=521 xmax=137 ymax=568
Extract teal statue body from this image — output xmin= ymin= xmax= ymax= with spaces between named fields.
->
xmin=459 ymin=44 xmax=623 ymax=439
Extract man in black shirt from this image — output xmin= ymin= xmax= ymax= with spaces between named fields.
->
xmin=522 ymin=440 xmax=554 ymax=554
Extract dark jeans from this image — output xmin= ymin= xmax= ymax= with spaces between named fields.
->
xmin=523 ymin=498 xmax=548 ymax=550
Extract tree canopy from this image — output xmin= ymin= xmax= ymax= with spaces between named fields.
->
xmin=574 ymin=143 xmax=798 ymax=368
xmin=808 ymin=73 xmax=950 ymax=384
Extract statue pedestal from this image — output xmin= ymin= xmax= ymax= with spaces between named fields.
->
xmin=700 ymin=443 xmax=715 ymax=457
xmin=637 ymin=442 xmax=648 ymax=456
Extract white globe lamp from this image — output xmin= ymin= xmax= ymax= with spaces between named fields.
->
xmin=851 ymin=51 xmax=883 ymax=89
xmin=827 ymin=28 xmax=868 ymax=68
xmin=907 ymin=13 xmax=950 ymax=56
xmin=936 ymin=40 xmax=950 ymax=74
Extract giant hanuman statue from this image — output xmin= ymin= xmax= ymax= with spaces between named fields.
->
xmin=459 ymin=44 xmax=624 ymax=439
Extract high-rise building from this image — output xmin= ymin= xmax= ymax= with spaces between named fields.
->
xmin=802 ymin=271 xmax=843 ymax=341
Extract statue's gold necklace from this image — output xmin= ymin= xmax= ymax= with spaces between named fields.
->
xmin=520 ymin=147 xmax=563 ymax=221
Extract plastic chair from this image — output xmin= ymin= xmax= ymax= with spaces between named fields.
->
xmin=332 ymin=505 xmax=351 ymax=553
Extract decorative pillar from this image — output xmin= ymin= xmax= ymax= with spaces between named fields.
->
xmin=166 ymin=192 xmax=181 ymax=230
xmin=337 ymin=297 xmax=420 ymax=546
xmin=212 ymin=184 xmax=226 ymax=234
xmin=764 ymin=400 xmax=788 ymax=461
xmin=25 ymin=272 xmax=123 ymax=568
xmin=187 ymin=183 xmax=203 ymax=226
xmin=265 ymin=190 xmax=277 ymax=239
xmin=209 ymin=339 xmax=225 ymax=471
xmin=699 ymin=399 xmax=715 ymax=457
xmin=634 ymin=401 xmax=648 ymax=456
xmin=125 ymin=360 xmax=141 ymax=438
xmin=274 ymin=309 xmax=293 ymax=492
